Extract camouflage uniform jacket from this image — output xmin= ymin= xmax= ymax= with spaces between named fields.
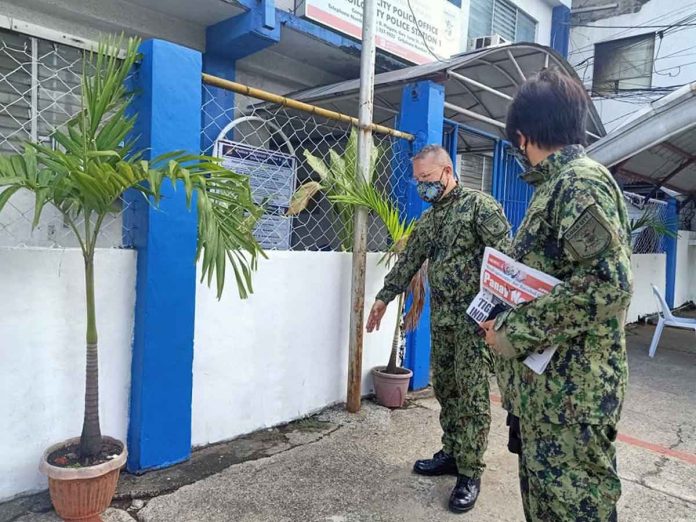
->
xmin=376 ymin=184 xmax=510 ymax=328
xmin=494 ymin=145 xmax=633 ymax=426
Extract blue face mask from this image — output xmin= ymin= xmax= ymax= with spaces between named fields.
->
xmin=416 ymin=169 xmax=447 ymax=203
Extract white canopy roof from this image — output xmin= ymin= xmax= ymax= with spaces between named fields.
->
xmin=588 ymin=83 xmax=696 ymax=197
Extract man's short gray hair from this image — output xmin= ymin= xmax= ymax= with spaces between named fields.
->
xmin=412 ymin=144 xmax=452 ymax=166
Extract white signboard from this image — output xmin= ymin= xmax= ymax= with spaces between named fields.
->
xmin=300 ymin=0 xmax=462 ymax=64
xmin=215 ymin=139 xmax=296 ymax=250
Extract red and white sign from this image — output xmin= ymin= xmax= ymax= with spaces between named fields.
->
xmin=300 ymin=0 xmax=462 ymax=65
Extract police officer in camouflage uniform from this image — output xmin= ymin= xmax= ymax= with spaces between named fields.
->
xmin=366 ymin=144 xmax=510 ymax=513
xmin=482 ymin=69 xmax=633 ymax=521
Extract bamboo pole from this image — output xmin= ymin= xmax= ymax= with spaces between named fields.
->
xmin=202 ymin=73 xmax=414 ymax=141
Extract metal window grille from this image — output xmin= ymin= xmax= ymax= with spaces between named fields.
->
xmin=469 ymin=0 xmax=538 ymax=43
xmin=0 ymin=28 xmax=130 ymax=248
xmin=459 ymin=152 xmax=493 ymax=193
xmin=201 ymin=83 xmax=413 ymax=252
xmin=491 ymin=0 xmax=517 ymax=42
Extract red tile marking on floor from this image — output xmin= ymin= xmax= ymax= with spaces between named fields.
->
xmin=488 ymin=394 xmax=696 ymax=466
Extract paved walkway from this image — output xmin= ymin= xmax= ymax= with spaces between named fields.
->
xmin=6 ymin=317 xmax=696 ymax=521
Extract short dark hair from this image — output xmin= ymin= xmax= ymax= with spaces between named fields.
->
xmin=505 ymin=68 xmax=589 ymax=149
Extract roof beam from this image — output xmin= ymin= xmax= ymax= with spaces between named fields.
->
xmin=444 ymin=101 xmax=506 ymax=129
xmin=507 ymin=50 xmax=526 ymax=83
xmin=447 ymin=71 xmax=513 ymax=101
xmin=617 ymin=166 xmax=687 ymax=194
xmin=448 ymin=78 xmax=497 ymax=120
xmin=659 ymin=141 xmax=696 ymax=161
xmin=656 ymin=158 xmax=696 ymax=187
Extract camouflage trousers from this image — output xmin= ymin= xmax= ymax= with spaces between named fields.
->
xmin=519 ymin=421 xmax=621 ymax=521
xmin=431 ymin=324 xmax=492 ymax=478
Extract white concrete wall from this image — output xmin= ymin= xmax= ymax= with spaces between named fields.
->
xmin=627 ymin=253 xmax=666 ymax=323
xmin=192 ymin=251 xmax=398 ymax=447
xmin=569 ymin=1 xmax=696 ymax=131
xmin=674 ymin=230 xmax=696 ymax=308
xmin=0 ymin=248 xmax=136 ymax=501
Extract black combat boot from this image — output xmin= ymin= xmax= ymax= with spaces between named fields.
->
xmin=412 ymin=450 xmax=458 ymax=476
xmin=448 ymin=475 xmax=481 ymax=513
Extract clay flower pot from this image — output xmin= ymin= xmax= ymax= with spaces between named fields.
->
xmin=39 ymin=437 xmax=127 ymax=522
xmin=372 ymin=366 xmax=413 ymax=408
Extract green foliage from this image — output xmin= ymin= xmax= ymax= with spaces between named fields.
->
xmin=629 ymin=206 xmax=678 ymax=240
xmin=0 ymin=36 xmax=264 ymax=299
xmin=287 ymin=128 xmax=380 ymax=251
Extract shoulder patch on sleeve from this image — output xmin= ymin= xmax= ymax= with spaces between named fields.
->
xmin=563 ymin=205 xmax=612 ymax=260
xmin=481 ymin=211 xmax=508 ymax=238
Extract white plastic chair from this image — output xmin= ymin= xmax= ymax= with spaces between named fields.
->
xmin=648 ymin=284 xmax=696 ymax=358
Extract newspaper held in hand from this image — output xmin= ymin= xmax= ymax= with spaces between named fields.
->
xmin=467 ymin=247 xmax=562 ymax=375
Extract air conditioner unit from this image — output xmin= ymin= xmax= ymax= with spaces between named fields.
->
xmin=468 ymin=34 xmax=510 ymax=51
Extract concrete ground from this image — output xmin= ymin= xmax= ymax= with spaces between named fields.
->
xmin=4 ymin=317 xmax=696 ymax=522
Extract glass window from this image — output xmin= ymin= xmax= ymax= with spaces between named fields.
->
xmin=593 ymin=33 xmax=655 ymax=94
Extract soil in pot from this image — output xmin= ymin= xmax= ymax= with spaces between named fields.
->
xmin=48 ymin=440 xmax=123 ymax=468
xmin=41 ymin=437 xmax=127 ymax=522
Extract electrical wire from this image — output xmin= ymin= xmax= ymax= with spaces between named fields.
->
xmin=567 ymin=3 xmax=696 ymax=57
xmin=568 ymin=23 xmax=696 ymax=28
xmin=292 ymin=0 xmax=306 ymax=16
xmin=571 ymin=23 xmax=696 ymax=95
xmin=406 ymin=0 xmax=448 ymax=63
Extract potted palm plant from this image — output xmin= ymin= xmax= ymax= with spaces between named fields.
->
xmin=289 ymin=130 xmax=425 ymax=407
xmin=331 ymin=176 xmax=426 ymax=408
xmin=0 ymin=37 xmax=263 ymax=522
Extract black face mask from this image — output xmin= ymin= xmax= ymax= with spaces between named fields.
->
xmin=511 ymin=147 xmax=532 ymax=172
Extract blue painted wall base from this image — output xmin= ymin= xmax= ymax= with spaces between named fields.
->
xmin=124 ymin=39 xmax=202 ymax=473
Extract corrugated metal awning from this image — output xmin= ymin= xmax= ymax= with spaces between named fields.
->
xmin=280 ymin=43 xmax=606 ymax=152
xmin=588 ymin=83 xmax=696 ymax=197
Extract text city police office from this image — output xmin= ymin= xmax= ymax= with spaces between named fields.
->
xmin=341 ymin=0 xmax=442 ymax=44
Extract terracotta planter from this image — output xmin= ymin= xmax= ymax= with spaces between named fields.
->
xmin=39 ymin=437 xmax=127 ymax=522
xmin=372 ymin=366 xmax=413 ymax=408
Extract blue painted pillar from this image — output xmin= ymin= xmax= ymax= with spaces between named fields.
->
xmin=124 ymin=40 xmax=201 ymax=472
xmin=201 ymin=53 xmax=235 ymax=154
xmin=664 ymin=197 xmax=679 ymax=308
xmin=202 ymin=2 xmax=280 ymax=153
xmin=394 ymin=81 xmax=445 ymax=390
xmin=551 ymin=5 xmax=571 ymax=58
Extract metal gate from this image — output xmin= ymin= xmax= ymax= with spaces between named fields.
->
xmin=492 ymin=140 xmax=533 ymax=233
xmin=442 ymin=120 xmax=533 ymax=233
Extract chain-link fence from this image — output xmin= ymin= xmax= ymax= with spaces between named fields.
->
xmin=0 ymin=28 xmax=129 ymax=248
xmin=680 ymin=199 xmax=696 ymax=232
xmin=202 ymin=83 xmax=413 ymax=252
xmin=623 ymin=191 xmax=672 ymax=254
